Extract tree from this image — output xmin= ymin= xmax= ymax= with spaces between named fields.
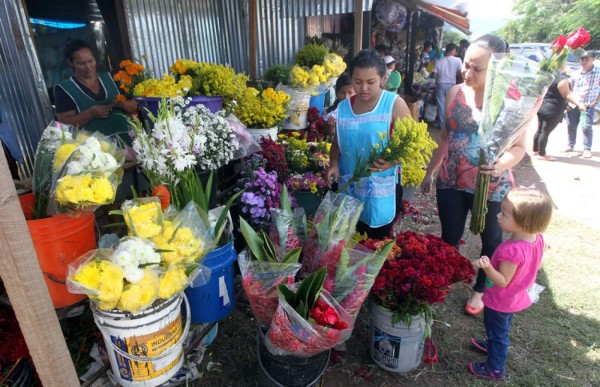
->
xmin=498 ymin=0 xmax=599 ymax=49
xmin=441 ymin=29 xmax=467 ymax=48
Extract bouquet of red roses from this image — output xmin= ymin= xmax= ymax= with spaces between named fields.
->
xmin=299 ymin=192 xmax=362 ymax=278
xmin=265 ymin=268 xmax=354 ymax=356
xmin=368 ymin=231 xmax=475 ymax=327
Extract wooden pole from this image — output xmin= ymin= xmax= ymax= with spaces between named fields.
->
xmin=248 ymin=0 xmax=258 ymax=79
xmin=354 ymin=0 xmax=364 ymax=55
xmin=0 ymin=152 xmax=79 ymax=385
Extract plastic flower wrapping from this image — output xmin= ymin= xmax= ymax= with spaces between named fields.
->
xmin=31 ymin=121 xmax=75 ymax=219
xmin=299 ymin=192 xmax=363 ymax=278
xmin=470 ymin=54 xmax=554 ymax=234
xmin=367 ymin=232 xmax=475 ymax=329
xmin=265 ymin=277 xmax=354 ymax=357
xmin=50 ymin=132 xmax=124 ymax=214
xmin=129 ymin=97 xmax=240 ymax=209
xmin=68 ymin=198 xmax=214 ymax=313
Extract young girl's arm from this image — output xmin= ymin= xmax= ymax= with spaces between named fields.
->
xmin=474 ymin=256 xmax=518 ymax=288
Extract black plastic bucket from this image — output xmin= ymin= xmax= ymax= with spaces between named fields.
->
xmin=256 ymin=328 xmax=330 ymax=387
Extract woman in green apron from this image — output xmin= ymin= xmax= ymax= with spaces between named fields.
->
xmin=54 ymin=39 xmax=137 ymax=145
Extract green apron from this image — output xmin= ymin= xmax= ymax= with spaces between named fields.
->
xmin=57 ymin=72 xmax=131 ymax=145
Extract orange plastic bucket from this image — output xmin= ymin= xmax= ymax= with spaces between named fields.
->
xmin=18 ymin=193 xmax=96 ymax=308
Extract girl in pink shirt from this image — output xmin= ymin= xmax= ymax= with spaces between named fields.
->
xmin=468 ymin=188 xmax=553 ymax=380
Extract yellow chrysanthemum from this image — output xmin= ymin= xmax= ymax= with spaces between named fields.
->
xmin=55 ymin=174 xmax=115 ymax=206
xmin=124 ymin=201 xmax=163 ymax=238
xmin=53 ymin=143 xmax=78 ymax=169
xmin=69 ymin=259 xmax=124 ymax=310
xmin=158 ymin=265 xmax=189 ymax=299
xmin=151 ymin=221 xmax=204 ymax=266
xmin=117 ymin=268 xmax=159 ymax=312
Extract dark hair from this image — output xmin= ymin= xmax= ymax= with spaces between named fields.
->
xmin=349 ymin=49 xmax=386 ymax=78
xmin=445 ymin=43 xmax=458 ymax=54
xmin=335 ymin=72 xmax=352 ymax=93
xmin=64 ymin=39 xmax=94 ymax=62
xmin=459 ymin=39 xmax=470 ymax=47
xmin=374 ymin=44 xmax=389 ymax=56
xmin=423 ymin=41 xmax=432 ymax=50
xmin=472 ymin=34 xmax=510 ymax=54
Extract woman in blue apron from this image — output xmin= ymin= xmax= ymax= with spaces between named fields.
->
xmin=54 ymin=39 xmax=137 ymax=145
xmin=325 ymin=49 xmax=411 ymax=239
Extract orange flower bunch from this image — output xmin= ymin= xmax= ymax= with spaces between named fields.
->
xmin=113 ymin=57 xmax=152 ymax=99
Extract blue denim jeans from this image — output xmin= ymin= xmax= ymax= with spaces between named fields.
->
xmin=484 ymin=307 xmax=513 ymax=373
xmin=436 ymin=189 xmax=503 ymax=293
xmin=436 ymin=83 xmax=454 ymax=128
xmin=567 ymin=106 xmax=594 ymax=150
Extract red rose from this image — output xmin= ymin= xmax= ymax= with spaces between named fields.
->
xmin=551 ymin=35 xmax=567 ymax=52
xmin=565 ymin=27 xmax=591 ymax=50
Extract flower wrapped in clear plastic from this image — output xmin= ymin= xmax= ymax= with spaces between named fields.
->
xmin=121 ymin=197 xmax=165 ymax=239
xmin=50 ymin=132 xmax=125 ymax=214
xmin=470 ymin=54 xmax=554 ymax=233
xmin=329 ymin=243 xmax=394 ymax=317
xmin=299 ymin=191 xmax=362 ymax=278
xmin=268 ymin=207 xmax=307 ymax=259
xmin=265 ymin=280 xmax=354 ymax=357
xmin=238 ymin=250 xmax=300 ymax=327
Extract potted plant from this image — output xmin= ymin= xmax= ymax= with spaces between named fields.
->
xmin=365 ymin=231 xmax=475 ymax=372
xmin=233 ymin=87 xmax=290 ymax=141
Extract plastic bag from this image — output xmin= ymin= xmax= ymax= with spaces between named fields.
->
xmin=528 ymin=282 xmax=545 ymax=304
xmin=67 ymin=249 xmax=124 ymax=311
xmin=269 ymin=207 xmax=307 ymax=260
xmin=238 ymin=250 xmax=301 ymax=327
xmin=300 ymin=192 xmax=363 ymax=277
xmin=330 ymin=246 xmax=391 ymax=317
xmin=31 ymin=121 xmax=75 ymax=218
xmin=224 ymin=113 xmax=261 ymax=158
xmin=265 ymin=284 xmax=354 ymax=357
xmin=49 ymin=132 xmax=125 ymax=214
xmin=149 ymin=200 xmax=215 ymax=267
xmin=121 ymin=197 xmax=165 ymax=239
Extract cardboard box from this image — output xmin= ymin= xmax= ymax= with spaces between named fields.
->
xmin=399 ymin=94 xmax=420 ymax=122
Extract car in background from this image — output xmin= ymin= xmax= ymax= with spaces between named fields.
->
xmin=509 ymin=43 xmax=579 ymax=77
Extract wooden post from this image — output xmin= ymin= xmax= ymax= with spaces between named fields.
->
xmin=354 ymin=0 xmax=363 ymax=55
xmin=248 ymin=0 xmax=258 ymax=80
xmin=0 ymin=152 xmax=79 ymax=385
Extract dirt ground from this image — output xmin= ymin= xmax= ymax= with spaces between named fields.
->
xmin=191 ymin=120 xmax=599 ymax=386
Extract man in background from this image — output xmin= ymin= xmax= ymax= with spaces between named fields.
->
xmin=566 ymin=50 xmax=599 ymax=159
xmin=431 ymin=43 xmax=462 ymax=128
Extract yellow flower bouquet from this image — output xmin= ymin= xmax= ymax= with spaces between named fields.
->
xmin=289 ymin=53 xmax=346 ymax=92
xmin=133 ymin=73 xmax=193 ymax=98
xmin=50 ymin=132 xmax=125 ymax=214
xmin=234 ymin=87 xmax=290 ymax=129
xmin=67 ymin=198 xmax=215 ymax=313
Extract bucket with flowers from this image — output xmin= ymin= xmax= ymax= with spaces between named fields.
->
xmin=365 ymin=232 xmax=475 ymax=372
xmin=233 ymin=87 xmax=290 ymax=142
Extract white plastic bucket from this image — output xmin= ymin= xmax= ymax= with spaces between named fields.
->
xmin=92 ymin=293 xmax=191 ymax=386
xmin=279 ymin=86 xmax=311 ymax=130
xmin=246 ymin=127 xmax=279 ymax=142
xmin=368 ymin=299 xmax=425 ymax=372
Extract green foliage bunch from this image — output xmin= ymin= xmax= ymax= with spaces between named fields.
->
xmin=294 ymin=43 xmax=329 ymax=67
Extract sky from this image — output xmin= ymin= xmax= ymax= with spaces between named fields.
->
xmin=465 ymin=0 xmax=515 ymax=38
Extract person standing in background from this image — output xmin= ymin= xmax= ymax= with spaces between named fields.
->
xmin=565 ymin=50 xmax=599 ymax=159
xmin=431 ymin=43 xmax=462 ymax=128
xmin=458 ymin=39 xmax=470 ymax=62
xmin=384 ymin=56 xmax=401 ymax=93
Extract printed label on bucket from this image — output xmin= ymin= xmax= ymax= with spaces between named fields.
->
xmin=112 ymin=315 xmax=183 ymax=381
xmin=372 ymin=326 xmax=402 ymax=369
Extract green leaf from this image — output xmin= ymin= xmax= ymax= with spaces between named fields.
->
xmin=214 ymin=188 xmax=244 ymax=243
xmin=305 ymin=267 xmax=327 ymax=311
xmin=278 ymin=284 xmax=297 ymax=308
xmin=280 ymin=184 xmax=292 ymax=213
xmin=281 ymin=247 xmax=302 ymax=264
xmin=335 ymin=248 xmax=350 ymax=280
xmin=239 ymin=217 xmax=266 ymax=261
xmin=297 ymin=301 xmax=308 ymax=320
xmin=259 ymin=230 xmax=277 ymax=262
xmin=108 ymin=210 xmax=123 ymax=216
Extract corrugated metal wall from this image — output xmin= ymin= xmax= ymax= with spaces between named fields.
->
xmin=0 ymin=1 xmax=54 ymax=178
xmin=123 ymin=0 xmax=372 ymax=77
xmin=123 ymin=0 xmax=249 ymax=76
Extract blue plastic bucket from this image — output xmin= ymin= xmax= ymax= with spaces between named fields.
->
xmin=309 ymin=92 xmax=326 ymax=115
xmin=185 ymin=241 xmax=236 ymax=323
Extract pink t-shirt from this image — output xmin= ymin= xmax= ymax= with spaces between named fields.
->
xmin=482 ymin=234 xmax=545 ymax=313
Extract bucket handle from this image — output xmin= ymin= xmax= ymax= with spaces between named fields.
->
xmin=94 ymin=293 xmax=191 ymax=363
xmin=44 ymin=272 xmax=66 ymax=284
